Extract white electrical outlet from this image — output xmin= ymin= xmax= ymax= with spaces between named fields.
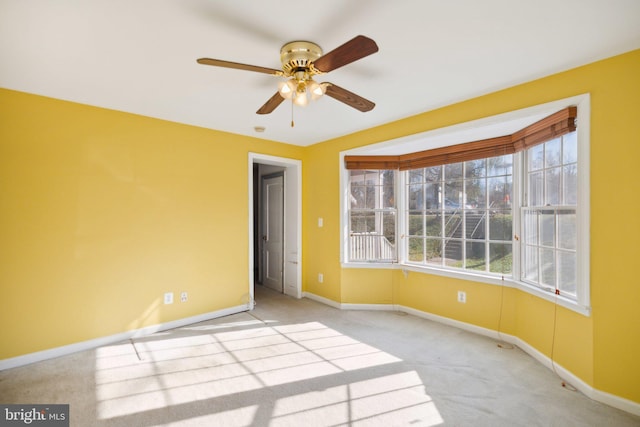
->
xmin=181 ymin=291 xmax=188 ymax=302
xmin=318 ymin=217 xmax=323 ymax=227
xmin=318 ymin=273 xmax=324 ymax=283
xmin=164 ymin=292 xmax=174 ymax=305
xmin=457 ymin=291 xmax=466 ymax=303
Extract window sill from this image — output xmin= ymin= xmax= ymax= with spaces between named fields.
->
xmin=342 ymin=261 xmax=397 ymax=270
xmin=340 ymin=261 xmax=591 ymax=317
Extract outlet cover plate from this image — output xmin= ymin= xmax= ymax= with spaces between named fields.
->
xmin=457 ymin=291 xmax=466 ymax=303
xmin=164 ymin=292 xmax=174 ymax=304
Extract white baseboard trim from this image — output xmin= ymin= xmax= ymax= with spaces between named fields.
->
xmin=591 ymin=389 xmax=640 ymax=417
xmin=305 ymin=296 xmax=640 ymax=416
xmin=303 ymin=292 xmax=394 ymax=311
xmin=396 ymin=304 xmax=504 ymax=341
xmin=512 ymin=335 xmax=640 ymax=416
xmin=341 ymin=303 xmax=396 ymax=311
xmin=302 ymin=292 xmax=342 ymax=309
xmin=0 ymin=304 xmax=249 ymax=371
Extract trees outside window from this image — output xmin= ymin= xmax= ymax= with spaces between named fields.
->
xmin=406 ymin=155 xmax=513 ymax=274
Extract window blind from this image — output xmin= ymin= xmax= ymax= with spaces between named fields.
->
xmin=344 ymin=107 xmax=577 ymax=170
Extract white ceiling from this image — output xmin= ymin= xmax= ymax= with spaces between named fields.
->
xmin=1 ymin=0 xmax=639 ymax=146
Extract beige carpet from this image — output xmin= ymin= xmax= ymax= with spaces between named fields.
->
xmin=1 ymin=285 xmax=638 ymax=426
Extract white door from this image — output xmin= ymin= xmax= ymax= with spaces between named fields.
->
xmin=262 ymin=174 xmax=284 ymax=292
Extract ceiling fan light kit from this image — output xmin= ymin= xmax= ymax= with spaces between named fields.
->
xmin=197 ymin=35 xmax=379 ymax=120
xmin=277 ymin=41 xmax=327 ymax=106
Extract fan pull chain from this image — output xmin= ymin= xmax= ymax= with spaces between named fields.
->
xmin=291 ymin=98 xmax=295 ymax=127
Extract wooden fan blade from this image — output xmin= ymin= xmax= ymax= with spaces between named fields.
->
xmin=312 ymin=35 xmax=379 ymax=73
xmin=257 ymin=92 xmax=285 ymax=114
xmin=197 ymin=58 xmax=281 ymax=75
xmin=324 ymin=83 xmax=375 ymax=112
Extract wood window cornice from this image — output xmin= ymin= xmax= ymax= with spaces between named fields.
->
xmin=344 ymin=106 xmax=577 ymax=170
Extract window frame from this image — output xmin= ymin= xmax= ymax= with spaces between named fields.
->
xmin=403 ymin=157 xmax=514 ymax=275
xmin=521 ymin=132 xmax=579 ymax=294
xmin=347 ymin=169 xmax=398 ymax=263
xmin=340 ymin=94 xmax=590 ymax=315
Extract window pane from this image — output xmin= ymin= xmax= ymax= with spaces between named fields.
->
xmin=408 ymin=184 xmax=423 ymax=210
xmin=444 ymin=180 xmax=463 ymax=210
xmin=489 ymin=211 xmax=512 ymax=241
xmin=545 ymin=137 xmax=562 ymax=167
xmin=444 ymin=240 xmax=462 ymax=268
xmin=350 ymin=231 xmax=395 ymax=261
xmin=563 ymin=131 xmax=578 ymax=164
xmin=558 ymin=210 xmax=577 ymax=250
xmin=409 ymin=169 xmax=424 ymax=183
xmin=529 ymin=171 xmax=543 ymax=207
xmin=488 ymin=154 xmax=513 ymax=177
xmin=365 ymin=185 xmax=376 ymax=209
xmin=465 ymin=241 xmax=486 ymax=271
xmin=465 ymin=159 xmax=486 ymax=178
xmin=382 ymin=212 xmax=396 ymax=245
xmin=365 ymin=171 xmax=377 ymax=185
xmin=545 ymin=167 xmax=561 ymax=206
xmin=425 ymin=166 xmax=442 ymax=182
xmin=425 ymin=239 xmax=442 ymax=265
xmin=424 ymin=183 xmax=440 ymax=209
xmin=563 ymin=164 xmax=578 ymax=205
xmin=351 ymin=184 xmax=365 ymax=208
xmin=382 ymin=185 xmax=395 ymax=208
xmin=488 ymin=176 xmax=510 ymax=209
xmin=408 ymin=237 xmax=424 ymax=262
xmin=444 ymin=162 xmax=463 ymax=179
xmin=408 ymin=211 xmax=424 ymax=236
xmin=558 ymin=251 xmax=577 ymax=296
xmin=466 ymin=212 xmax=485 ymax=239
xmin=425 ymin=211 xmax=442 ymax=237
xmin=466 ymin=179 xmax=486 ymax=209
xmin=444 ymin=213 xmax=463 ymax=238
xmin=489 ymin=243 xmax=512 ymax=274
xmin=382 ymin=170 xmax=394 ymax=185
xmin=529 ymin=144 xmax=544 ymax=171
xmin=540 ymin=210 xmax=555 ymax=247
xmin=523 ymin=210 xmax=538 ymax=245
xmin=540 ymin=248 xmax=556 ymax=288
xmin=523 ymin=245 xmax=539 ymax=283
xmin=351 ymin=212 xmax=374 ymax=233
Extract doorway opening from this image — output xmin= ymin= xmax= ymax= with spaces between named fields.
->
xmin=249 ymin=153 xmax=302 ymax=308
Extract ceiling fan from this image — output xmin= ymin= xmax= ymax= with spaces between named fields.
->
xmin=197 ymin=35 xmax=379 ymax=116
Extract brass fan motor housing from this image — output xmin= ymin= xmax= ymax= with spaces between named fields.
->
xmin=280 ymin=41 xmax=324 ymax=77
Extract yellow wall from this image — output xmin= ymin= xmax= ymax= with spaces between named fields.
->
xmin=393 ymin=270 xmax=507 ymax=332
xmin=341 ymin=268 xmax=394 ymax=304
xmin=303 ymin=49 xmax=640 ymax=403
xmin=1 ymin=48 xmax=639 ymax=405
xmin=0 ymin=89 xmax=303 ymax=358
xmin=301 ymin=142 xmax=343 ymax=301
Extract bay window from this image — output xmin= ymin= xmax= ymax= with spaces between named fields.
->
xmin=343 ymin=98 xmax=589 ymax=313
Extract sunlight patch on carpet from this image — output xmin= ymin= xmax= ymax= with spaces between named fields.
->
xmin=95 ymin=320 xmax=439 ymax=424
xmin=271 ymin=371 xmax=443 ymax=426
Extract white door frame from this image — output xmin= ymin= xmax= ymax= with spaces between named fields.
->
xmin=248 ymin=153 xmax=302 ymax=308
